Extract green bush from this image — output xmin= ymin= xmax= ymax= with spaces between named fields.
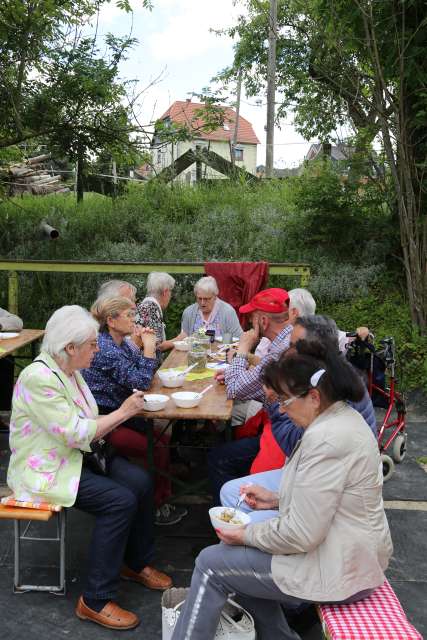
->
xmin=1 ymin=170 xmax=423 ymax=389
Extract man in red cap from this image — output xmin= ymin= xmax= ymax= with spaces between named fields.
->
xmin=207 ymin=288 xmax=316 ymax=505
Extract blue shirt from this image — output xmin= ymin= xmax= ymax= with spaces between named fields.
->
xmin=82 ymin=331 xmax=156 ymax=411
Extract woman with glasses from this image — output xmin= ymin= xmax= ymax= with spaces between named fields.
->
xmin=7 ymin=305 xmax=172 ymax=631
xmin=82 ymin=297 xmax=187 ymax=527
xmin=171 ymin=340 xmax=393 ymax=640
xmin=181 ymin=276 xmax=243 ymax=339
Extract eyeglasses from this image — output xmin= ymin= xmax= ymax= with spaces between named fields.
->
xmin=276 ymin=393 xmax=304 ymax=408
xmin=119 ymin=310 xmax=136 ymax=319
xmin=196 ymin=296 xmax=213 ymax=303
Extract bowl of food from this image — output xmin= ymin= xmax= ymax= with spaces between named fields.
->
xmin=173 ymin=339 xmax=191 ymax=352
xmin=209 ymin=506 xmax=251 ymax=532
xmin=171 ymin=391 xmax=201 ymax=409
xmin=143 ymin=393 xmax=169 ymax=412
xmin=158 ymin=369 xmax=186 ymax=388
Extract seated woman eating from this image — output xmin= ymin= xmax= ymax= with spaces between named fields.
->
xmin=171 ymin=340 xmax=393 ymax=640
xmin=7 ymin=305 xmax=171 ymax=631
xmin=83 ymin=296 xmax=187 ymax=526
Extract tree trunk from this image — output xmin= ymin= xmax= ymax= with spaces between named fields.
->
xmin=76 ymin=141 xmax=85 ymax=203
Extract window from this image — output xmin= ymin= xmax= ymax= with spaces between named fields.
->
xmin=233 ymin=148 xmax=244 ymax=161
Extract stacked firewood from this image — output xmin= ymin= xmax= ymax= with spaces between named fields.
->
xmin=7 ymin=154 xmax=70 ymax=196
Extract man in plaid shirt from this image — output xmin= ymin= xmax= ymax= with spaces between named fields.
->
xmin=224 ymin=289 xmax=293 ymax=404
xmin=209 ymin=288 xmax=316 ymax=504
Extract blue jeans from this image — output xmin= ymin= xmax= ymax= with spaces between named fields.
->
xmin=74 ymin=456 xmax=155 ymax=601
xmin=220 ymin=468 xmax=283 ymax=523
xmin=207 ymin=436 xmax=260 ymax=505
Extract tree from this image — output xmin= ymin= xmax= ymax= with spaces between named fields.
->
xmin=217 ymin=0 xmax=427 ymax=332
xmin=0 ymin=0 xmax=151 ymax=199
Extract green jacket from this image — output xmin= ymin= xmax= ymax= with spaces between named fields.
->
xmin=8 ymin=352 xmax=98 ymax=507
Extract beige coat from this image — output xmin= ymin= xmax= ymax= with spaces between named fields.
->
xmin=244 ymin=401 xmax=393 ymax=602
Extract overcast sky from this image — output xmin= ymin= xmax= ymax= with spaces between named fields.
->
xmin=97 ymin=0 xmax=314 ymax=167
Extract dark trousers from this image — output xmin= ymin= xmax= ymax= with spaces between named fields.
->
xmin=207 ymin=436 xmax=260 ymax=505
xmin=0 ymin=358 xmax=14 ymax=410
xmin=74 ymin=456 xmax=155 ymax=601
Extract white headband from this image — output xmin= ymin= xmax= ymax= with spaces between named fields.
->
xmin=310 ymin=369 xmax=326 ymax=387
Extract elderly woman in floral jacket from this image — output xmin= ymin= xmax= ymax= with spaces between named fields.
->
xmin=7 ymin=305 xmax=171 ymax=631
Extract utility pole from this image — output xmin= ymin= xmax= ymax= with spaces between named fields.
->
xmin=231 ymin=69 xmax=243 ymax=165
xmin=265 ymin=0 xmax=277 ymax=178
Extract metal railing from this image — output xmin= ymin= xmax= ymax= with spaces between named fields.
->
xmin=0 ymin=259 xmax=310 ymax=315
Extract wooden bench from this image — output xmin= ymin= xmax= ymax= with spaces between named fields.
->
xmin=0 ymin=503 xmax=66 ymax=595
xmin=317 ymin=578 xmax=422 ymax=639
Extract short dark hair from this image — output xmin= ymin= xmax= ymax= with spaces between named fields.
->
xmin=263 ymin=339 xmax=365 ymax=404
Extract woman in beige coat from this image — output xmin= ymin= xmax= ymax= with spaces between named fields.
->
xmin=171 ymin=341 xmax=393 ymax=640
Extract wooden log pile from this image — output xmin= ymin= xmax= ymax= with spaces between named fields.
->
xmin=7 ymin=154 xmax=70 ymax=196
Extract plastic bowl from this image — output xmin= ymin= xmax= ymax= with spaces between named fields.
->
xmin=209 ymin=507 xmax=251 ymax=532
xmin=171 ymin=391 xmax=201 ymax=408
xmin=173 ymin=340 xmax=191 ymax=352
xmin=158 ymin=370 xmax=186 ymax=388
xmin=143 ymin=393 xmax=169 ymax=412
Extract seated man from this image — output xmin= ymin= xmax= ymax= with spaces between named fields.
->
xmin=208 ymin=288 xmax=316 ymax=504
xmin=97 ymin=279 xmax=137 ymax=302
xmin=220 ymin=317 xmax=377 ymax=521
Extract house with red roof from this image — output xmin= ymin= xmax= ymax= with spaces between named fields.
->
xmin=151 ymin=99 xmax=260 ymax=183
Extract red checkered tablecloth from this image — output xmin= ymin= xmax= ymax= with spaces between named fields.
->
xmin=318 ymin=579 xmax=422 ymax=639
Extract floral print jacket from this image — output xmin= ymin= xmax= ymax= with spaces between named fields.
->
xmin=7 ymin=351 xmax=98 ymax=507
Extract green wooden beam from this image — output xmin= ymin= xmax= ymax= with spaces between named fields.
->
xmin=0 ymin=260 xmax=310 ymax=313
xmin=8 ymin=271 xmax=19 ymax=315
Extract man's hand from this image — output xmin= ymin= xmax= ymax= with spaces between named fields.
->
xmin=216 ymin=526 xmax=246 ymax=546
xmin=356 ymin=326 xmax=371 ymax=341
xmin=237 ymin=319 xmax=260 ymax=355
xmin=241 ymin=483 xmax=279 ymax=511
xmin=214 ymin=371 xmax=225 ymax=384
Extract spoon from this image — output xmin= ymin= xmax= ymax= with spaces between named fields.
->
xmin=166 ymin=362 xmax=198 ymax=376
xmin=197 ymin=383 xmax=214 ymax=397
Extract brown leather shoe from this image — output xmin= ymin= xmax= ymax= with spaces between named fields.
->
xmin=121 ymin=565 xmax=173 ymax=590
xmin=75 ymin=595 xmax=140 ymax=630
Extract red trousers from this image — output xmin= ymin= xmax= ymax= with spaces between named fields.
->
xmin=107 ymin=426 xmax=171 ymax=507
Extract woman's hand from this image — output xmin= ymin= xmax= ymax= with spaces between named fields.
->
xmin=241 ymin=484 xmax=279 ymax=511
xmin=216 ymin=526 xmax=246 ymax=545
xmin=214 ymin=371 xmax=225 ymax=384
xmin=120 ymin=390 xmax=145 ymax=418
xmin=132 ymin=326 xmax=157 ymax=357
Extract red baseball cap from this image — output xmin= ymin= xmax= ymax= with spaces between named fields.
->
xmin=239 ymin=288 xmax=290 ymax=314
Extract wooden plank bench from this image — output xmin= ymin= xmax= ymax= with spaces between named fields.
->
xmin=317 ymin=579 xmax=422 ymax=639
xmin=0 ymin=503 xmax=66 ymax=595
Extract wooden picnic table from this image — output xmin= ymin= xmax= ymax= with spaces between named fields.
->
xmin=0 ymin=329 xmax=45 ymax=360
xmin=138 ymin=347 xmax=232 ymax=421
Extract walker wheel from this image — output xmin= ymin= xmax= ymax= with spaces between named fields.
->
xmin=381 ymin=454 xmax=395 ymax=481
xmin=392 ymin=433 xmax=407 ymax=463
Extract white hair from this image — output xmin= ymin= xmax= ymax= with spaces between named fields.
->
xmin=146 ymin=272 xmax=175 ymax=297
xmin=288 ymin=288 xmax=316 ymax=317
xmin=41 ymin=305 xmax=99 ymax=363
xmin=194 ymin=276 xmax=219 ymax=297
xmin=98 ymin=279 xmax=136 ymax=299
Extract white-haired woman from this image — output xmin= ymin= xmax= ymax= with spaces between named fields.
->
xmin=7 ymin=306 xmax=172 ymax=631
xmin=135 ymin=272 xmax=183 ymax=363
xmin=181 ymin=276 xmax=243 ymax=339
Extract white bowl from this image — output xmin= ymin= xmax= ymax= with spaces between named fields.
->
xmin=0 ymin=332 xmax=20 ymax=339
xmin=173 ymin=340 xmax=191 ymax=352
xmin=158 ymin=369 xmax=186 ymax=388
xmin=171 ymin=391 xmax=201 ymax=408
xmin=143 ymin=393 xmax=169 ymax=411
xmin=209 ymin=507 xmax=251 ymax=532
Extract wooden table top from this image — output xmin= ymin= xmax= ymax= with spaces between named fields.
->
xmin=138 ymin=347 xmax=233 ymax=421
xmin=0 ymin=329 xmax=45 ymax=359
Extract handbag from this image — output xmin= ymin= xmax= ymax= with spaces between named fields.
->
xmin=82 ymin=438 xmax=115 ymax=476
xmin=161 ymin=587 xmax=256 ymax=640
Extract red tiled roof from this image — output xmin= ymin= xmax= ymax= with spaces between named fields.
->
xmin=158 ymin=100 xmax=260 ymax=145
